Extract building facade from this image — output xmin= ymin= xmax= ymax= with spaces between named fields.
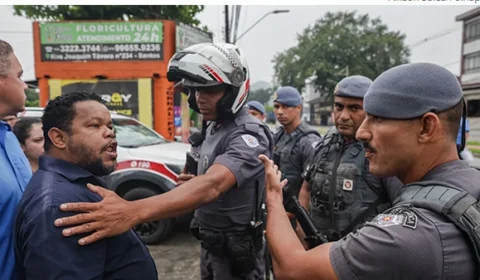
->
xmin=304 ymin=75 xmax=332 ymax=126
xmin=456 ymin=8 xmax=480 ymax=117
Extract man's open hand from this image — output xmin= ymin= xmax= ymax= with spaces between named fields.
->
xmin=258 ymin=154 xmax=288 ymax=197
xmin=54 ymin=183 xmax=138 ymax=245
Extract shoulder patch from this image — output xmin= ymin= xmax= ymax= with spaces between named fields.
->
xmin=388 ymin=207 xmax=418 ymax=229
xmin=241 ymin=134 xmax=259 ymax=148
xmin=202 ymin=155 xmax=209 ymax=170
xmin=372 ymin=214 xmax=404 ymax=228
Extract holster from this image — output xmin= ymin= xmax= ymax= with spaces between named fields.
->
xmin=190 ymin=217 xmax=260 ymax=277
xmin=199 ymin=229 xmax=227 ymax=256
xmin=225 ymin=233 xmax=256 ymax=277
xmin=190 ymin=218 xmax=226 ymax=256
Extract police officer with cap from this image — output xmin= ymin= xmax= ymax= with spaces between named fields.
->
xmin=51 ymin=42 xmax=273 ymax=280
xmin=247 ymin=101 xmax=267 ymax=122
xmin=272 ymin=86 xmax=321 ymax=200
xmin=298 ymin=75 xmax=402 ymax=243
xmin=258 ymin=62 xmax=480 ymax=279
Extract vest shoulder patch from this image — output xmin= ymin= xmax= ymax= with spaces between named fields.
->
xmin=241 ymin=134 xmax=259 ymax=148
xmin=373 ymin=207 xmax=418 ymax=229
xmin=372 ymin=214 xmax=404 ymax=228
xmin=388 ymin=207 xmax=418 ymax=229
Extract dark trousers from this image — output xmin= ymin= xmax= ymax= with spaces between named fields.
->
xmin=200 ymin=243 xmax=266 ymax=280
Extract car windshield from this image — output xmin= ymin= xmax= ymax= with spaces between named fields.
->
xmin=113 ymin=118 xmax=168 ymax=148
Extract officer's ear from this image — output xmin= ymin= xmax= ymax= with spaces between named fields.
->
xmin=418 ymin=112 xmax=441 ymax=143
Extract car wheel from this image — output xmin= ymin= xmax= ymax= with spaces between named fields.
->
xmin=123 ymin=187 xmax=174 ymax=245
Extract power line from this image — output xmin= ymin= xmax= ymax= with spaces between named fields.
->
xmin=410 ymin=26 xmax=461 ymax=48
xmin=442 ymin=60 xmax=460 ymax=68
xmin=241 ymin=6 xmax=248 ymax=35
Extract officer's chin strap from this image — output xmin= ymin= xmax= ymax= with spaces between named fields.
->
xmin=200 ymin=120 xmax=208 ymax=141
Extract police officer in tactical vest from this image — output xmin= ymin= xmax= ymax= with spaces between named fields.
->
xmin=50 ymin=43 xmax=273 ymax=280
xmin=258 ymin=62 xmax=480 ymax=279
xmin=298 ymin=75 xmax=402 ymax=243
xmin=272 ymin=86 xmax=321 ymax=199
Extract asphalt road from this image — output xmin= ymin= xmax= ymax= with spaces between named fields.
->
xmin=147 ymin=220 xmax=201 ymax=280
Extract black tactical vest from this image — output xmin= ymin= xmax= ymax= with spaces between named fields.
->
xmin=305 ymin=127 xmax=388 ymax=241
xmin=394 ymin=181 xmax=480 ymax=276
xmin=273 ymin=122 xmax=320 ymax=196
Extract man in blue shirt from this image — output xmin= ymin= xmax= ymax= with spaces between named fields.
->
xmin=457 ymin=116 xmax=474 ymax=161
xmin=14 ymin=91 xmax=157 ymax=279
xmin=0 ymin=39 xmax=32 ymax=280
xmin=456 ymin=116 xmax=470 ymax=147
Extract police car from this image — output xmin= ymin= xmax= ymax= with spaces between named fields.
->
xmin=18 ymin=107 xmax=191 ymax=244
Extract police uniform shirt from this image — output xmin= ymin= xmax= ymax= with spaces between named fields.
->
xmin=329 ymin=160 xmax=479 ymax=280
xmin=213 ymin=122 xmax=270 ymax=189
xmin=195 ymin=108 xmax=271 ymax=230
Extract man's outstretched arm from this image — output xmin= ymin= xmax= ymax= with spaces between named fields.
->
xmin=259 ymin=154 xmax=338 ymax=280
xmin=54 ymin=163 xmax=236 ymax=245
xmin=54 ymin=129 xmax=269 ymax=245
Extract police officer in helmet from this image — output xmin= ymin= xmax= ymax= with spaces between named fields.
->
xmin=298 ymin=75 xmax=402 ymax=243
xmin=51 ymin=43 xmax=273 ymax=280
xmin=259 ymin=62 xmax=480 ymax=279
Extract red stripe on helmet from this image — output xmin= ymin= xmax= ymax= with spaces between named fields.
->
xmin=203 ymin=64 xmax=224 ymax=83
xmin=238 ymin=79 xmax=250 ymax=104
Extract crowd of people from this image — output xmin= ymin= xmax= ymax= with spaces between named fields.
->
xmin=1 ymin=36 xmax=480 ymax=280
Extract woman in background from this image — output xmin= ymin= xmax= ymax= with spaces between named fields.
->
xmin=13 ymin=118 xmax=44 ymax=172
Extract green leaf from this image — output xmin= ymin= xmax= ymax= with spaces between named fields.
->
xmin=13 ymin=5 xmax=205 ymax=26
xmin=272 ymin=10 xmax=410 ymax=106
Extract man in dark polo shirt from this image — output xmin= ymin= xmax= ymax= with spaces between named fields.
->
xmin=14 ymin=91 xmax=157 ymax=279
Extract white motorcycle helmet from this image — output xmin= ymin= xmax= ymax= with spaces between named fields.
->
xmin=167 ymin=43 xmax=250 ymax=120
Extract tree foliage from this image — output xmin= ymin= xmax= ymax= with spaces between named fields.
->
xmin=247 ymin=87 xmax=274 ymax=106
xmin=25 ymin=88 xmax=39 ymax=107
xmin=13 ymin=5 xmax=206 ymax=28
xmin=272 ymin=11 xmax=410 ymax=103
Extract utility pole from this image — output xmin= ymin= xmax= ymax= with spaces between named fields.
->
xmin=224 ymin=5 xmax=230 ymax=43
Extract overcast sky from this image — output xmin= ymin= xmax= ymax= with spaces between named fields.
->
xmin=0 ymin=5 xmax=474 ymax=84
